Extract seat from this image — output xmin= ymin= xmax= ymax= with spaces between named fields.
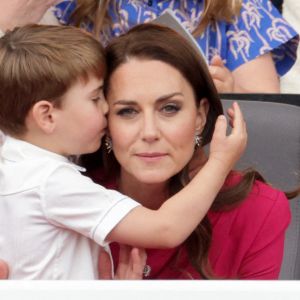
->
xmin=221 ymin=96 xmax=300 ymax=279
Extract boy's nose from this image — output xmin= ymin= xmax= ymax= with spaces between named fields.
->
xmin=101 ymin=100 xmax=109 ymax=115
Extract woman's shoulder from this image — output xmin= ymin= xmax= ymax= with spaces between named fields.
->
xmin=209 ymin=172 xmax=291 ymax=230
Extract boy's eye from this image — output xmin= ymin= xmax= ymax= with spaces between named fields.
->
xmin=116 ymin=107 xmax=138 ymax=117
xmin=161 ymin=103 xmax=181 ymax=115
xmin=92 ymin=97 xmax=101 ymax=102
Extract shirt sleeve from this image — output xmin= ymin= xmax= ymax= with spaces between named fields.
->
xmin=238 ymin=189 xmax=291 ymax=279
xmin=224 ymin=0 xmax=299 ymax=75
xmin=41 ymin=164 xmax=140 ymax=246
xmin=54 ymin=0 xmax=76 ymax=25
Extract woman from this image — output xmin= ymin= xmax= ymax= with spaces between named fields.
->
xmin=53 ymin=0 xmax=299 ymax=93
xmin=84 ymin=23 xmax=294 ymax=279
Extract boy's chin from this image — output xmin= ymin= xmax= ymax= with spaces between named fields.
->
xmin=81 ymin=142 xmax=102 ymax=155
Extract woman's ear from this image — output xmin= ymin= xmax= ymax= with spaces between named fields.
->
xmin=31 ymin=100 xmax=56 ymax=134
xmin=195 ymin=98 xmax=209 ymax=134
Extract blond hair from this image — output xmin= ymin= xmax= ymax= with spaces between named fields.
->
xmin=69 ymin=0 xmax=242 ymax=37
xmin=0 ymin=24 xmax=105 ymax=135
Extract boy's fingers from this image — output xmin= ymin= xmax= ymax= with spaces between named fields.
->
xmin=213 ymin=115 xmax=227 ymax=139
xmin=231 ymin=102 xmax=246 ymax=134
xmin=227 ymin=107 xmax=234 ymax=118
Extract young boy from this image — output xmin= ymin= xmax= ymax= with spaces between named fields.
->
xmin=0 ymin=24 xmax=246 ymax=279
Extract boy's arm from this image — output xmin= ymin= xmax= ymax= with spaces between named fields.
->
xmin=0 ymin=1 xmax=58 ymax=32
xmin=107 ymin=102 xmax=247 ymax=248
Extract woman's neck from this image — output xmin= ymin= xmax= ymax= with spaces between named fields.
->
xmin=118 ymin=170 xmax=170 ymax=210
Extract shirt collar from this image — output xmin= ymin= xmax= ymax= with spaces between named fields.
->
xmin=1 ymin=136 xmax=85 ymax=172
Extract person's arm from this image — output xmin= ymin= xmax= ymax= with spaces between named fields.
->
xmin=209 ymin=53 xmax=280 ymax=93
xmin=107 ymin=102 xmax=247 ymax=248
xmin=232 ymin=53 xmax=280 ymax=93
xmin=0 ymin=0 xmax=58 ymax=32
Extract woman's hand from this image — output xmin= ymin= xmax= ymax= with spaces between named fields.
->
xmin=209 ymin=55 xmax=234 ymax=93
xmin=0 ymin=245 xmax=147 ymax=280
xmin=98 ymin=245 xmax=146 ymax=279
xmin=0 ymin=0 xmax=59 ymax=31
xmin=209 ymin=101 xmax=247 ymax=171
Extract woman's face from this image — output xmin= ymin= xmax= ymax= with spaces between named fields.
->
xmin=107 ymin=59 xmax=208 ymax=184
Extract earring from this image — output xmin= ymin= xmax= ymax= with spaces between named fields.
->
xmin=195 ymin=134 xmax=202 ymax=148
xmin=105 ymin=136 xmax=113 ymax=153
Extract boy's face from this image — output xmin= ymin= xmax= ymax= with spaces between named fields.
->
xmin=54 ymin=75 xmax=108 ymax=156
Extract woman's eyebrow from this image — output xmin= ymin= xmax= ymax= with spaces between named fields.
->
xmin=113 ymin=92 xmax=184 ymax=106
xmin=156 ymin=92 xmax=184 ymax=102
xmin=113 ymin=100 xmax=137 ymax=106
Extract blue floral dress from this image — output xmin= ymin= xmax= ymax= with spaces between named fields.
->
xmin=54 ymin=0 xmax=299 ymax=75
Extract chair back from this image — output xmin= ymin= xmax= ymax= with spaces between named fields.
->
xmin=221 ymin=97 xmax=300 ymax=279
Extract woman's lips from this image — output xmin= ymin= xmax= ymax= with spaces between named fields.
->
xmin=135 ymin=152 xmax=168 ymax=162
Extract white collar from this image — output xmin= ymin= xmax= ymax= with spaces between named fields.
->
xmin=1 ymin=136 xmax=85 ymax=172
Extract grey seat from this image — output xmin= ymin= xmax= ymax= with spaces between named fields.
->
xmin=221 ymin=98 xmax=300 ymax=280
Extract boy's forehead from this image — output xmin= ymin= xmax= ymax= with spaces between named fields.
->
xmin=78 ymin=74 xmax=104 ymax=89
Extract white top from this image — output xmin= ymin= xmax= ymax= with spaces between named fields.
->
xmin=0 ymin=136 xmax=140 ymax=279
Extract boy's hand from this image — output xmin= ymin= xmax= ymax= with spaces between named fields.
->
xmin=188 ymin=148 xmax=207 ymax=180
xmin=209 ymin=101 xmax=247 ymax=171
xmin=0 ymin=259 xmax=9 ymax=279
xmin=0 ymin=0 xmax=59 ymax=31
xmin=98 ymin=245 xmax=146 ymax=280
xmin=209 ymin=55 xmax=234 ymax=93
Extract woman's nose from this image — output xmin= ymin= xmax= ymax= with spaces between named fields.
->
xmin=141 ymin=114 xmax=160 ymax=142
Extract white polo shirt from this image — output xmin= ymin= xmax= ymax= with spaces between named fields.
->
xmin=0 ymin=136 xmax=140 ymax=279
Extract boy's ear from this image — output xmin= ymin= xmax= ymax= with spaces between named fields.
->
xmin=31 ymin=100 xmax=56 ymax=134
xmin=195 ymin=98 xmax=209 ymax=134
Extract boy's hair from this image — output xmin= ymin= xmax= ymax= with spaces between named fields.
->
xmin=0 ymin=24 xmax=105 ymax=136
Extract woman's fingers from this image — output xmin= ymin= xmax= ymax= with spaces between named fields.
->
xmin=115 ymin=245 xmax=145 ymax=279
xmin=98 ymin=247 xmax=113 ymax=279
xmin=130 ymin=248 xmax=147 ymax=278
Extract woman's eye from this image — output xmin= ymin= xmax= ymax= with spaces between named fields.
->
xmin=161 ymin=104 xmax=180 ymax=114
xmin=116 ymin=107 xmax=138 ymax=117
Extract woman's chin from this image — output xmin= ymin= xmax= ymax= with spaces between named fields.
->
xmin=132 ymin=171 xmax=177 ymax=185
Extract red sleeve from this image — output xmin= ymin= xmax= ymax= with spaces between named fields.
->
xmin=238 ymin=190 xmax=291 ymax=279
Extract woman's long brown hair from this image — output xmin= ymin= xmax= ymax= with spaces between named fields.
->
xmin=69 ymin=0 xmax=242 ymax=37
